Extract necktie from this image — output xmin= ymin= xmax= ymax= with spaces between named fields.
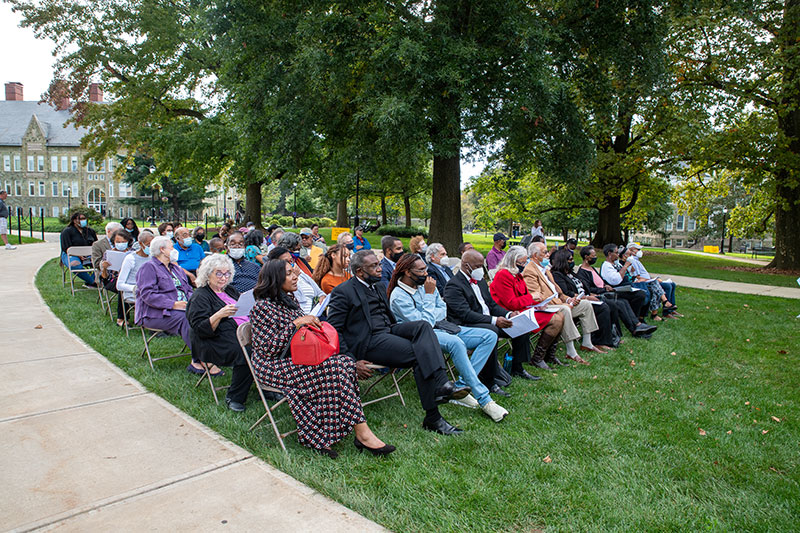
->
xmin=469 ymin=279 xmax=478 ymax=285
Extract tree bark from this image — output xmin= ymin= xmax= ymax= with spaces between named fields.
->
xmin=245 ymin=181 xmax=263 ymax=228
xmin=591 ymin=195 xmax=623 ymax=247
xmin=380 ymin=196 xmax=388 ymax=226
xmin=404 ymin=195 xmax=412 ymax=227
xmin=336 ymin=199 xmax=348 ymax=228
xmin=767 ymin=180 xmax=800 ymax=269
xmin=429 ymin=154 xmax=463 ymax=254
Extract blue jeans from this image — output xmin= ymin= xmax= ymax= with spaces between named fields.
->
xmin=435 ymin=326 xmax=497 ymax=406
xmin=660 ymin=281 xmax=676 ymax=307
xmin=61 ymin=252 xmax=95 ymax=284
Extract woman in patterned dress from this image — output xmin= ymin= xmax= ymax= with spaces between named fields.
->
xmin=249 ymin=259 xmax=395 ymax=459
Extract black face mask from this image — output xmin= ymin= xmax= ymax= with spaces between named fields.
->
xmin=364 ymin=273 xmax=382 ymax=285
xmin=517 ymin=265 xmax=525 ymax=274
xmin=568 ymin=261 xmax=575 ymax=271
xmin=196 ymin=234 xmax=205 ymax=241
xmin=346 ymin=243 xmax=355 ymax=250
xmin=412 ymin=274 xmax=427 ymax=286
xmin=391 ymin=251 xmax=405 ymax=262
xmin=588 ymin=257 xmax=597 ymax=265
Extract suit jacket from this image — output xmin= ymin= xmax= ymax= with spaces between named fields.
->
xmin=135 ymin=257 xmax=193 ymax=324
xmin=185 ymin=285 xmax=244 ymax=366
xmin=522 ymin=262 xmax=564 ymax=304
xmin=327 ymin=277 xmax=396 ymax=359
xmin=91 ymin=237 xmax=112 ymax=270
xmin=427 ymin=262 xmax=452 ymax=298
xmin=444 ymin=271 xmax=510 ymax=326
xmin=380 ymin=257 xmax=395 ymax=286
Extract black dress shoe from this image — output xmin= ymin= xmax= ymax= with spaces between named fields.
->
xmin=354 ymin=437 xmax=396 ymax=456
xmin=490 ymin=384 xmax=511 ymax=397
xmin=434 ymin=381 xmax=471 ymax=405
xmin=511 ymin=369 xmax=541 ymax=381
xmin=225 ymin=397 xmax=246 ymax=412
xmin=531 ymin=360 xmax=552 ymax=370
xmin=545 ymin=357 xmax=569 ymax=367
xmin=422 ymin=417 xmax=463 ymax=436
xmin=633 ymin=324 xmax=658 ymax=337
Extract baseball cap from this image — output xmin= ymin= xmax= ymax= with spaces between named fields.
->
xmin=299 ymin=227 xmax=313 ymax=236
xmin=493 ymin=232 xmax=508 ymax=242
xmin=627 ymin=242 xmax=642 ymax=250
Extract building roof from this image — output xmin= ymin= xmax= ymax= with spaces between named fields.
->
xmin=0 ymin=101 xmax=86 ymax=147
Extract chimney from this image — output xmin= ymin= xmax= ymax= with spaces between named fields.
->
xmin=56 ymin=96 xmax=71 ymax=111
xmin=5 ymin=82 xmax=23 ymax=101
xmin=89 ymin=83 xmax=103 ymax=103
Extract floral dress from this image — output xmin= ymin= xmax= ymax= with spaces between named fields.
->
xmin=249 ymin=295 xmax=365 ymax=450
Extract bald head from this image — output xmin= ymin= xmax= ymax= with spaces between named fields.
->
xmin=461 ymin=250 xmax=485 ymax=271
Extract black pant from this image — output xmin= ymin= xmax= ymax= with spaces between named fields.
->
xmin=615 ymin=290 xmax=648 ymax=320
xmin=602 ymin=294 xmax=639 ymax=334
xmin=227 ymin=364 xmax=254 ymax=404
xmin=103 ymin=277 xmax=124 ymax=320
xmin=364 ymin=321 xmax=447 ymax=411
xmin=589 ymin=301 xmax=614 ymax=346
xmin=466 ymin=322 xmax=530 ymax=376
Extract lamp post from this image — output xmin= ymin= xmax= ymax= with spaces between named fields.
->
xmin=720 ymin=207 xmax=728 ymax=254
xmin=354 ymin=169 xmax=360 ymax=229
xmin=292 ymin=181 xmax=298 ymax=228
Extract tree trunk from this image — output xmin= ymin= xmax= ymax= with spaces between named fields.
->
xmin=728 ymin=233 xmax=734 ymax=253
xmin=562 ymin=227 xmax=568 ymax=241
xmin=245 ymin=181 xmax=263 ymax=228
xmin=429 ymin=154 xmax=463 ymax=254
xmin=766 ymin=179 xmax=800 ymax=269
xmin=404 ymin=195 xmax=412 ymax=227
xmin=336 ymin=199 xmax=348 ymax=228
xmin=380 ymin=196 xmax=388 ymax=226
xmin=592 ymin=195 xmax=623 ymax=247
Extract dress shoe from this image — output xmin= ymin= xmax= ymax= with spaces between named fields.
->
xmin=316 ymin=447 xmax=339 ymax=459
xmin=545 ymin=356 xmax=569 ymax=367
xmin=490 ymin=384 xmax=511 ymax=397
xmin=422 ymin=417 xmax=463 ymax=436
xmin=530 ymin=360 xmax=552 ymax=370
xmin=225 ymin=397 xmax=246 ymax=412
xmin=580 ymin=345 xmax=607 ymax=354
xmin=511 ymin=369 xmax=541 ymax=381
xmin=633 ymin=324 xmax=657 ymax=337
xmin=566 ymin=353 xmax=591 ymax=365
xmin=354 ymin=437 xmax=396 ymax=456
xmin=481 ymin=401 xmax=509 ymax=422
xmin=434 ymin=381 xmax=471 ymax=405
xmin=450 ymin=394 xmax=480 ymax=409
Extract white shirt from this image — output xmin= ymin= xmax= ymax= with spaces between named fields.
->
xmin=116 ymin=252 xmax=149 ymax=301
xmin=460 ymin=270 xmax=497 ymax=325
xmin=294 ymin=271 xmax=325 ymax=314
xmin=600 ymin=260 xmax=623 ymax=286
xmin=538 ymin=263 xmax=558 ymax=294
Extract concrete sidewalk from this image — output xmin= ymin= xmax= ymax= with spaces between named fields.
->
xmin=652 ymin=273 xmax=800 ymax=299
xmin=0 ymin=242 xmax=385 ymax=532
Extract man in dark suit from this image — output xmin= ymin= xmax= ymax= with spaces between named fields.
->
xmin=445 ymin=250 xmax=540 ymax=393
xmin=380 ymin=235 xmax=404 ymax=285
xmin=328 ymin=250 xmax=470 ymax=435
xmin=425 ymin=243 xmax=453 ymax=298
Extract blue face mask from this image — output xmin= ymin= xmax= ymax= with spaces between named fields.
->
xmin=541 ymin=258 xmax=550 ymax=268
xmin=79 ymin=219 xmax=87 ymax=228
xmin=291 ymin=252 xmax=301 ymax=259
xmin=125 ymin=228 xmax=133 ymax=233
xmin=114 ymin=242 xmax=128 ymax=251
xmin=182 ymin=237 xmax=193 ymax=248
xmin=143 ymin=246 xmax=150 ymax=256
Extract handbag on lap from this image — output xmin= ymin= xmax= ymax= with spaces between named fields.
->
xmin=290 ymin=322 xmax=340 ymax=366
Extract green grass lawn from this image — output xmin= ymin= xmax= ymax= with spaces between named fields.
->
xmin=3 ymin=235 xmax=44 ymax=245
xmin=36 ymin=259 xmax=800 ymax=532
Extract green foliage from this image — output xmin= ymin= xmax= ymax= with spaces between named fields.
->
xmin=375 ymin=225 xmax=428 ymax=238
xmin=58 ymin=206 xmax=104 ymax=226
xmin=120 ymin=154 xmax=212 ymax=217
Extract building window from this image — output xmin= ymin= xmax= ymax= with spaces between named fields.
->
xmin=99 ymin=159 xmax=106 ymax=172
xmin=88 ymin=174 xmax=94 ymax=181
xmin=28 ymin=181 xmax=35 ymax=196
xmin=72 ymin=181 xmax=79 ymax=197
xmin=119 ymin=207 xmax=124 ymax=218
xmin=71 ymin=157 xmax=78 ymax=172
xmin=61 ymin=156 xmax=68 ymax=172
xmin=87 ymin=158 xmax=96 ymax=172
xmin=39 ymin=181 xmax=45 ymax=196
xmin=62 ymin=207 xmax=69 ymax=216
xmin=27 ymin=156 xmax=34 ymax=171
xmin=676 ymin=215 xmax=685 ymax=231
xmin=3 ymin=155 xmax=9 ymax=171
xmin=675 ymin=239 xmax=684 ymax=247
xmin=62 ymin=182 xmax=69 ymax=197
xmin=108 ymin=158 xmax=114 ymax=172
xmin=665 ymin=239 xmax=672 ymax=248
xmin=665 ymin=221 xmax=672 ymax=231
xmin=108 ymin=182 xmax=114 ymax=198
xmin=52 ymin=182 xmax=59 ymax=196
xmin=37 ymin=156 xmax=45 ymax=172
xmin=53 ymin=206 xmax=59 ymax=217
xmin=688 ymin=218 xmax=696 ymax=232
xmin=13 ymin=155 xmax=21 ymax=171
xmin=98 ymin=174 xmax=105 ymax=181
xmin=15 ymin=181 xmax=21 ymax=195
xmin=4 ymin=181 xmax=10 ymax=195
xmin=87 ymin=187 xmax=106 ymax=214
xmin=51 ymin=156 xmax=58 ymax=172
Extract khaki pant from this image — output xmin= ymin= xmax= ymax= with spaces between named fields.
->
xmin=551 ymin=299 xmax=598 ymax=343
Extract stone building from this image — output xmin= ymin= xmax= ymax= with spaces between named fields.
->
xmin=0 ymin=81 xmax=138 ymax=220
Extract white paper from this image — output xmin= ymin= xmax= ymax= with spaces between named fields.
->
xmin=537 ymin=306 xmax=560 ymax=313
xmin=589 ymin=300 xmax=604 ymax=305
xmin=104 ymin=250 xmax=128 ymax=272
xmin=501 ymin=309 xmax=540 ymax=338
xmin=311 ymin=293 xmax=331 ymax=317
xmin=533 ymin=293 xmax=558 ymax=310
xmin=233 ymin=289 xmax=255 ymax=317
xmin=662 ymin=278 xmax=673 ymax=284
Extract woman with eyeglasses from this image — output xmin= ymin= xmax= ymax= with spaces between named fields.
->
xmin=185 ymin=253 xmax=253 ymax=412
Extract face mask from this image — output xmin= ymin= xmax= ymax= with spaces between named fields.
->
xmin=469 ymin=266 xmax=484 ymax=282
xmin=228 ymin=248 xmax=245 ymax=259
xmin=365 ymin=274 xmax=382 ymax=285
xmin=517 ymin=264 xmax=526 ymax=274
xmin=636 ymin=250 xmax=643 ymax=259
xmin=440 ymin=256 xmax=449 ymax=267
xmin=588 ymin=257 xmax=597 ymax=265
xmin=114 ymin=242 xmax=128 ymax=251
xmin=182 ymin=237 xmax=193 ymax=248
xmin=391 ymin=251 xmax=404 ymax=262
xmin=568 ymin=261 xmax=575 ymax=271
xmin=412 ymin=274 xmax=427 ymax=286
xmin=540 ymin=258 xmax=550 ymax=268
xmin=346 ymin=243 xmax=355 ymax=251
xmin=196 ymin=233 xmax=204 ymax=241
xmin=291 ymin=251 xmax=301 ymax=259
xmin=144 ymin=246 xmax=150 ymax=256
xmin=79 ymin=220 xmax=87 ymax=228
xmin=169 ymin=249 xmax=179 ymax=262
xmin=125 ymin=228 xmax=133 ymax=233
xmin=420 ymin=243 xmax=428 ymax=252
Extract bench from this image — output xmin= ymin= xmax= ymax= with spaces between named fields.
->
xmin=751 ymin=247 xmax=776 ymax=259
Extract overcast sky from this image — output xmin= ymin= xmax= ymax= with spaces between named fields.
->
xmin=1 ymin=3 xmax=485 ymax=185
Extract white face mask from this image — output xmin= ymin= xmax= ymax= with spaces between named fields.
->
xmin=440 ymin=256 xmax=449 ymax=267
xmin=469 ymin=266 xmax=484 ymax=282
xmin=420 ymin=243 xmax=428 ymax=252
xmin=228 ymin=247 xmax=245 ymax=259
xmin=169 ymin=248 xmax=179 ymax=262
xmin=166 ymin=231 xmax=174 ymax=239
xmin=114 ymin=242 xmax=128 ymax=251
xmin=635 ymin=250 xmax=643 ymax=259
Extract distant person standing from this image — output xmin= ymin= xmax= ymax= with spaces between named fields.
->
xmin=530 ymin=219 xmax=545 ymax=244
xmin=0 ymin=191 xmax=15 ymax=250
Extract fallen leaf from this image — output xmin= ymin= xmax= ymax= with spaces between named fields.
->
xmin=745 ymin=401 xmax=750 ymax=405
xmin=543 ymin=455 xmax=552 ymax=463
xmin=746 ymin=338 xmax=751 ymax=342
xmin=34 ymin=324 xmax=43 ymax=329
xmin=726 ymin=430 xmax=732 ymax=434
xmin=670 ymin=351 xmax=677 ymax=356
xmin=771 ymin=416 xmax=781 ymax=422
xmin=743 ymin=304 xmax=749 ymax=307
xmin=711 ymin=408 xmax=715 ymax=412
xmin=630 ymin=360 xmax=636 ymax=367
xmin=778 ymin=350 xmax=787 ymax=354
xmin=563 ymin=389 xmax=567 ymax=393
xmin=592 ymin=375 xmax=597 ymax=379
xmin=762 ymin=430 xmax=769 ymax=434
xmin=698 ymin=428 xmax=707 ymax=436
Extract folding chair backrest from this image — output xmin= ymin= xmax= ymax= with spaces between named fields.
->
xmin=66 ymin=246 xmax=94 ymax=260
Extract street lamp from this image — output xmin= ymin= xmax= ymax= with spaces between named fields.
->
xmin=720 ymin=207 xmax=728 ymax=254
xmin=354 ymin=169 xmax=360 ymax=229
xmin=292 ymin=181 xmax=298 ymax=228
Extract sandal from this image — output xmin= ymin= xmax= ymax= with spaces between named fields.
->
xmin=566 ymin=354 xmax=591 ymax=365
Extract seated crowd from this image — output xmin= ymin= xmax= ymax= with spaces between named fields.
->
xmin=60 ymin=218 xmax=683 ymax=459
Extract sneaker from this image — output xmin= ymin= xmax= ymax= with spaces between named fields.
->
xmin=481 ymin=400 xmax=508 ymax=422
xmin=5 ymin=244 xmax=16 ymax=250
xmin=449 ymin=393 xmax=479 ymax=409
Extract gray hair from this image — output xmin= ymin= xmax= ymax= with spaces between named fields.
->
xmin=336 ymin=231 xmax=352 ymax=244
xmin=195 ymin=253 xmax=235 ymax=288
xmin=350 ymin=250 xmax=376 ymax=275
xmin=425 ymin=242 xmax=444 ymax=262
xmin=278 ymin=232 xmax=301 ymax=250
xmin=149 ymin=236 xmax=173 ymax=257
xmin=528 ymin=241 xmax=546 ymax=256
xmin=499 ymin=245 xmax=527 ymax=273
xmin=191 ymin=226 xmax=205 ymax=238
xmin=138 ymin=230 xmax=155 ymax=244
xmin=105 ymin=221 xmax=123 ymax=234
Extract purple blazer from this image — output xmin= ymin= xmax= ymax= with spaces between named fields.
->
xmin=134 ymin=257 xmax=193 ymax=324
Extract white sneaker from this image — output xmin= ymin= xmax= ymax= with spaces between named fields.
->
xmin=4 ymin=244 xmax=16 ymax=250
xmin=481 ymin=400 xmax=508 ymax=422
xmin=449 ymin=393 xmax=479 ymax=409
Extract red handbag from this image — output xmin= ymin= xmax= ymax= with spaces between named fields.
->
xmin=290 ymin=322 xmax=340 ymax=366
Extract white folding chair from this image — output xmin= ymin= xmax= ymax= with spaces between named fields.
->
xmin=65 ymin=246 xmax=96 ymax=296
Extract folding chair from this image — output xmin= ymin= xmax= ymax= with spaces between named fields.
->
xmin=195 ymin=363 xmax=230 ymax=405
xmin=120 ymin=296 xmax=138 ymax=337
xmin=360 ymin=365 xmax=409 ymax=407
xmin=59 ymin=255 xmax=68 ymax=286
xmin=65 ymin=246 xmax=96 ymax=296
xmin=236 ymin=322 xmax=297 ymax=453
xmin=139 ymin=325 xmax=192 ymax=370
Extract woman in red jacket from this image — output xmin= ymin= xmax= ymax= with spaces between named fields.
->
xmin=490 ymin=246 xmax=566 ymax=370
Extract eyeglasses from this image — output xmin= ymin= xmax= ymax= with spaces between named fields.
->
xmin=214 ymin=271 xmax=232 ymax=279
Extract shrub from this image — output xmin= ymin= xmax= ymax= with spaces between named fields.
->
xmin=318 ymin=217 xmax=335 ymax=227
xmin=277 ymin=215 xmax=293 ymax=227
xmin=376 ymin=225 xmax=428 ymax=238
xmin=58 ymin=206 xmax=105 ymax=227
